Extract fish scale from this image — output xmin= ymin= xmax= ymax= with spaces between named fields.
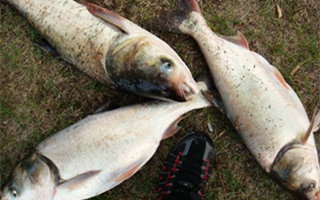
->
xmin=190 ymin=21 xmax=312 ymax=171
xmin=0 ymin=85 xmax=211 ymax=200
xmin=167 ymin=0 xmax=320 ymax=199
xmin=9 ymin=0 xmax=118 ymax=84
xmin=5 ymin=0 xmax=200 ymax=101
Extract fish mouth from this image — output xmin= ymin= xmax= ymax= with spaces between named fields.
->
xmin=176 ymin=75 xmax=200 ymax=101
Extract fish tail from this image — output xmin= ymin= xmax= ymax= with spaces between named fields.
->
xmin=162 ymin=82 xmax=211 ymax=140
xmin=192 ymin=81 xmax=213 ymax=108
xmin=155 ymin=0 xmax=206 ymax=35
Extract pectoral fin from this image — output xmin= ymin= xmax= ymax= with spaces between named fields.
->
xmin=114 ymin=158 xmax=146 ymax=183
xmin=162 ymin=116 xmax=183 ymax=139
xmin=34 ymin=39 xmax=61 ymax=59
xmin=57 ymin=170 xmax=101 ymax=191
xmin=85 ymin=3 xmax=148 ymax=35
xmin=114 ymin=164 xmax=140 ymax=183
xmin=300 ymin=107 xmax=320 ymax=143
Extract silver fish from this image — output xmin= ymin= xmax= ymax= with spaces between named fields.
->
xmin=0 ymin=83 xmax=211 ymax=200
xmin=5 ymin=0 xmax=199 ymax=101
xmin=166 ymin=0 xmax=320 ymax=199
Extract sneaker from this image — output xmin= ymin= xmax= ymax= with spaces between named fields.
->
xmin=156 ymin=132 xmax=214 ymax=200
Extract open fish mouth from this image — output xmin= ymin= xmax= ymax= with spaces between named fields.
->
xmin=180 ymin=83 xmax=197 ymax=100
xmin=176 ymin=77 xmax=200 ymax=101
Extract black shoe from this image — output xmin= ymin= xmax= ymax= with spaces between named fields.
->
xmin=156 ymin=132 xmax=214 ymax=200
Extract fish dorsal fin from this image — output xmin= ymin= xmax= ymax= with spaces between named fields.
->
xmin=301 ymin=107 xmax=320 ymax=143
xmin=85 ymin=3 xmax=148 ymax=35
xmin=220 ymin=31 xmax=249 ymax=50
xmin=57 ymin=170 xmax=101 ymax=191
xmin=272 ymin=68 xmax=290 ymax=90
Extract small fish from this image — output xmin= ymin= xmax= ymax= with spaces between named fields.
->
xmin=5 ymin=0 xmax=199 ymax=101
xmin=164 ymin=0 xmax=320 ymax=199
xmin=0 ymin=83 xmax=211 ymax=200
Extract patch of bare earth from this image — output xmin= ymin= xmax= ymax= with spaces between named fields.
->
xmin=1 ymin=0 xmax=319 ymax=199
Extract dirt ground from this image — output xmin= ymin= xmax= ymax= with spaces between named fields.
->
xmin=1 ymin=0 xmax=319 ymax=199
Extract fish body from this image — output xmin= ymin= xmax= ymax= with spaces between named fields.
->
xmin=169 ymin=0 xmax=320 ymax=199
xmin=0 ymin=84 xmax=210 ymax=200
xmin=6 ymin=0 xmax=199 ymax=101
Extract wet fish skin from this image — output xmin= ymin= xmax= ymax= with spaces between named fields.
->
xmin=5 ymin=0 xmax=199 ymax=101
xmin=167 ymin=0 xmax=320 ymax=199
xmin=0 ymin=84 xmax=211 ymax=200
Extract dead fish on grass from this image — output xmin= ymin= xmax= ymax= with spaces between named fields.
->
xmin=5 ymin=0 xmax=199 ymax=101
xmin=164 ymin=0 xmax=320 ymax=199
xmin=0 ymin=83 xmax=211 ymax=200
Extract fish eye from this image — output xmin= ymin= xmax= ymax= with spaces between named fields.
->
xmin=160 ymin=59 xmax=174 ymax=73
xmin=307 ymin=183 xmax=316 ymax=192
xmin=301 ymin=182 xmax=316 ymax=193
xmin=9 ymin=185 xmax=19 ymax=197
xmin=163 ymin=61 xmax=172 ymax=69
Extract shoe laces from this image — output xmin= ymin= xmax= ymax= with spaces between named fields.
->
xmin=156 ymin=151 xmax=212 ymax=199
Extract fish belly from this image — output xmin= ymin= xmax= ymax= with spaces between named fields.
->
xmin=37 ymin=97 xmax=208 ymax=180
xmin=197 ymin=30 xmax=310 ymax=171
xmin=37 ymin=110 xmax=162 ymax=199
xmin=7 ymin=0 xmax=121 ymax=84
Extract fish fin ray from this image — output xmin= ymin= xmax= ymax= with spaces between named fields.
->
xmin=57 ymin=170 xmax=101 ymax=191
xmin=114 ymin=158 xmax=146 ymax=183
xmin=301 ymin=106 xmax=320 ymax=143
xmin=196 ymin=75 xmax=225 ymax=113
xmin=114 ymin=164 xmax=140 ymax=183
xmin=162 ymin=116 xmax=183 ymax=139
xmin=174 ymin=0 xmax=201 ymax=13
xmin=147 ymin=0 xmax=202 ymax=33
xmin=34 ymin=38 xmax=62 ymax=59
xmin=313 ymin=106 xmax=320 ymax=133
xmin=272 ymin=68 xmax=290 ymax=90
xmin=93 ymin=101 xmax=121 ymax=114
xmin=85 ymin=3 xmax=146 ymax=34
xmin=219 ymin=31 xmax=249 ymax=50
xmin=237 ymin=32 xmax=249 ymax=49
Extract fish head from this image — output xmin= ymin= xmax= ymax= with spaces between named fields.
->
xmin=0 ymin=154 xmax=56 ymax=200
xmin=107 ymin=35 xmax=199 ymax=101
xmin=270 ymin=141 xmax=320 ymax=200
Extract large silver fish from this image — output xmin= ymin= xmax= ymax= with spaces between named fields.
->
xmin=0 ymin=83 xmax=211 ymax=200
xmin=5 ymin=0 xmax=199 ymax=101
xmin=165 ymin=0 xmax=320 ymax=199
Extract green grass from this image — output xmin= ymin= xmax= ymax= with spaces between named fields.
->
xmin=1 ymin=0 xmax=319 ymax=199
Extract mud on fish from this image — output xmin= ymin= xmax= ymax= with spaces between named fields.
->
xmin=0 ymin=83 xmax=211 ymax=200
xmin=162 ymin=0 xmax=320 ymax=199
xmin=5 ymin=0 xmax=199 ymax=101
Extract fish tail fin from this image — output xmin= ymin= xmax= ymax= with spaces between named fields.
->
xmin=161 ymin=82 xmax=212 ymax=140
xmin=197 ymin=74 xmax=226 ymax=113
xmin=192 ymin=81 xmax=213 ymax=108
xmin=152 ymin=0 xmax=206 ymax=34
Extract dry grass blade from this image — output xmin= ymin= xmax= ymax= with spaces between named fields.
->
xmin=276 ymin=3 xmax=283 ymax=18
xmin=216 ymin=130 xmax=227 ymax=139
xmin=218 ymin=172 xmax=227 ymax=193
xmin=290 ymin=64 xmax=301 ymax=76
xmin=207 ymin=121 xmax=214 ymax=132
